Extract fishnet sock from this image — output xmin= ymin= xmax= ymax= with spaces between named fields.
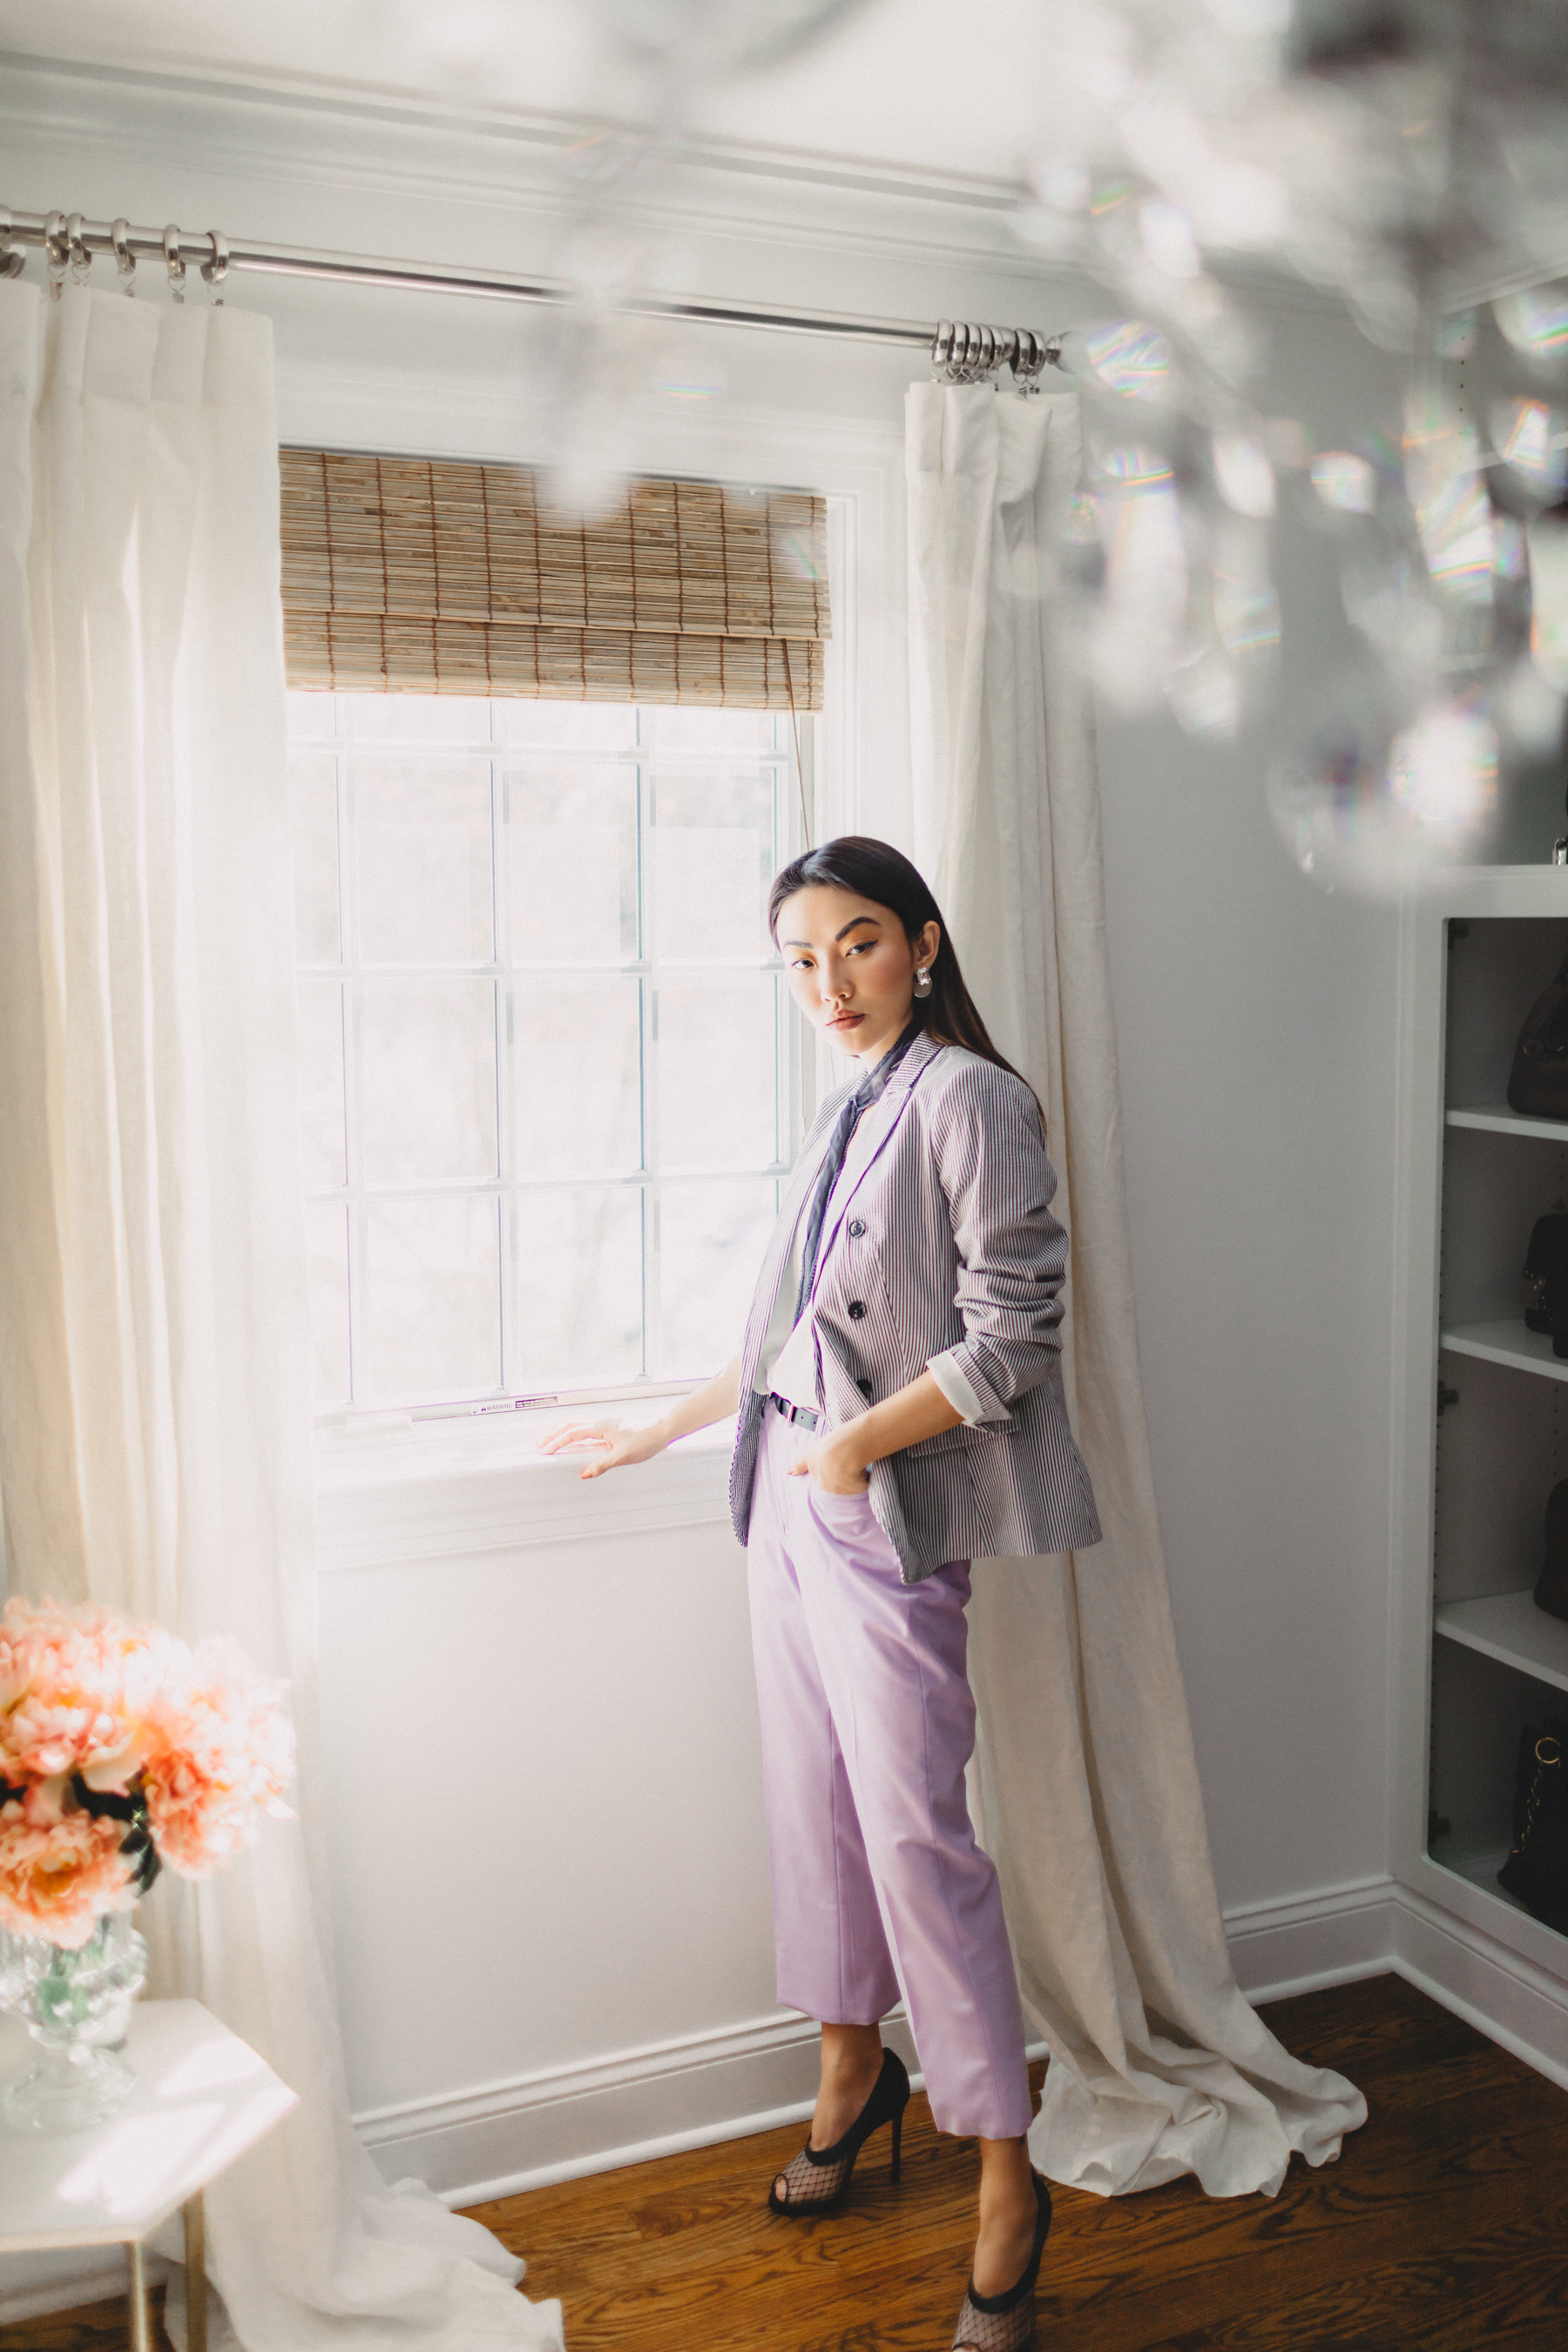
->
xmin=951 ymin=2286 xmax=1038 ymax=2351
xmin=770 ymin=2143 xmax=857 ymax=2209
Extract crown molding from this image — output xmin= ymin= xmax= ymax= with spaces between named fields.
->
xmin=0 ymin=48 xmax=1350 ymax=315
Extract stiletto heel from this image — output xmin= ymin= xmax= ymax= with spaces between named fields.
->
xmin=890 ymin=2105 xmax=903 ymax=2186
xmin=951 ymin=2173 xmax=1052 ymax=2352
xmin=767 ymin=2047 xmax=910 ymax=2216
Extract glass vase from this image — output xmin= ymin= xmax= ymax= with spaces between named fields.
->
xmin=0 ymin=1910 xmax=147 ymax=2134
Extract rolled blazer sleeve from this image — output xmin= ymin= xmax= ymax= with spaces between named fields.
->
xmin=924 ymin=1062 xmax=1067 ymax=1425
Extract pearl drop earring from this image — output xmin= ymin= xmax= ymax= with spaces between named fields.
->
xmin=914 ymin=967 xmax=932 ymax=997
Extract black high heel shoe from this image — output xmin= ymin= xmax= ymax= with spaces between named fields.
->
xmin=951 ymin=2173 xmax=1052 ymax=2350
xmin=767 ymin=2047 xmax=910 ymax=2214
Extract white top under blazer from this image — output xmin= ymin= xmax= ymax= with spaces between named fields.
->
xmin=731 ymin=1030 xmax=1102 ymax=1584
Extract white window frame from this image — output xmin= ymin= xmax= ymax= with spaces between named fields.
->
xmin=298 ymin=701 xmax=817 ymax=1429
xmin=291 ymin=397 xmax=905 ymax=1547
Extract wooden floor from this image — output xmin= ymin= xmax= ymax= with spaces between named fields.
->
xmin=7 ymin=1975 xmax=1567 ymax=2351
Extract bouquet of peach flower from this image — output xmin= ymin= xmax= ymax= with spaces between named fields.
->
xmin=0 ymin=1598 xmax=294 ymax=1949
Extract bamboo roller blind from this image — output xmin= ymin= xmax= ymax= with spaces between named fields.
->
xmin=279 ymin=449 xmax=829 ymax=710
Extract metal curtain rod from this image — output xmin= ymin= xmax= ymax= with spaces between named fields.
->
xmin=0 ymin=206 xmax=1060 ymax=382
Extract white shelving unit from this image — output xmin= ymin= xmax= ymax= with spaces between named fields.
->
xmin=1435 ymin=1590 xmax=1568 ymax=1697
xmin=1392 ymin=870 xmax=1568 ymax=2065
xmin=1441 ymin=1319 xmax=1568 ymax=1382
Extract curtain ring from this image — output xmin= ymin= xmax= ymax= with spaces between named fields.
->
xmin=164 ymin=224 xmax=186 ymax=305
xmin=112 ymin=218 xmax=136 ymax=296
xmin=931 ymin=321 xmax=956 ymax=381
xmin=44 ymin=209 xmax=69 ymax=302
xmin=0 ymin=211 xmax=24 ymax=281
xmin=66 ymin=213 xmax=91 ymax=286
xmin=200 ymin=230 xmax=229 ymax=305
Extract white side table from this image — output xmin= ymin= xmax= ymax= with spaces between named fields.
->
xmin=0 ymin=1997 xmax=297 ymax=2351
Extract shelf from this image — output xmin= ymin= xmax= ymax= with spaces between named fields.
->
xmin=1435 ymin=1589 xmax=1568 ymax=1695
xmin=1447 ymin=1103 xmax=1568 ymax=1142
xmin=1440 ymin=1319 xmax=1568 ymax=1382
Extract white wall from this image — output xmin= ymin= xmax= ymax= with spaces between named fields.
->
xmin=0 ymin=52 xmax=1409 ymax=2257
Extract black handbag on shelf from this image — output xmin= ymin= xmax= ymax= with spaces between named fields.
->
xmin=1497 ymin=1717 xmax=1568 ymax=1933
xmin=1508 ymin=953 xmax=1568 ymax=1119
xmin=1538 ymin=1481 xmax=1568 ymax=1625
xmin=1522 ymin=1213 xmax=1568 ymax=1357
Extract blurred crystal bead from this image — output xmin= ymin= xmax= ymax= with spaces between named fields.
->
xmin=1086 ymin=444 xmax=1186 ymax=708
xmin=1490 ymin=398 xmax=1567 ymax=500
xmin=1497 ymin=656 xmax=1565 ymax=755
xmin=1031 ymin=157 xmax=1091 ymax=214
xmin=1168 ymin=643 xmax=1242 ymax=739
xmin=1215 ymin=571 xmax=1281 ymax=655
xmin=1388 ymin=698 xmax=1498 ymax=835
xmin=1269 ymin=686 xmax=1497 ymax=897
xmin=1311 ymin=452 xmax=1377 ymax=514
xmin=1528 ymin=513 xmax=1568 ymax=691
xmin=1403 ymin=402 xmax=1493 ymax=606
xmin=1139 ymin=197 xmax=1201 ymax=279
xmin=1213 ymin=433 xmax=1276 ymax=517
xmin=1497 ymin=284 xmax=1568 ymax=370
xmin=1051 ymin=320 xmax=1174 ymax=403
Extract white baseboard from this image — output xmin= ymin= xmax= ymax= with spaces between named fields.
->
xmin=357 ymin=1873 xmax=1424 ymax=2208
xmin=14 ymin=1873 xmax=1565 ymax=2329
xmin=1223 ymin=1872 xmax=1402 ymax=2004
xmin=1388 ymin=1882 xmax=1568 ymax=2092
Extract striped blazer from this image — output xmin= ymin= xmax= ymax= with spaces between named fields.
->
xmin=729 ymin=1031 xmax=1102 ymax=1583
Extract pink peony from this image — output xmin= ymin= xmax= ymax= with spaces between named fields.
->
xmin=0 ymin=1799 xmax=137 ymax=1948
xmin=0 ymin=1599 xmax=166 ymax=1800
xmin=141 ymin=1640 xmax=294 ymax=1879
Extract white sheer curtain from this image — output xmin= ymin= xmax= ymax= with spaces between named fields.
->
xmin=906 ymin=381 xmax=1367 ymax=2198
xmin=0 ymin=280 xmax=562 ymax=2349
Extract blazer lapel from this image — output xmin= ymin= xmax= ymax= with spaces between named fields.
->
xmin=806 ymin=1032 xmax=941 ymax=1301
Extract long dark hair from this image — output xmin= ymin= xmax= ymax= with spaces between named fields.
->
xmin=767 ymin=835 xmax=1026 ymax=1086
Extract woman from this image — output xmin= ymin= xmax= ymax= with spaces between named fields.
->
xmin=542 ymin=837 xmax=1100 ymax=2351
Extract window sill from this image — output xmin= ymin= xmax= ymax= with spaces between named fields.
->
xmin=313 ymin=1408 xmax=737 ymax=1571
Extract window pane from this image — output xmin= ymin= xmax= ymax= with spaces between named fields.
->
xmin=287 ymin=691 xmax=339 ymax=744
xmin=288 ymin=753 xmax=341 ymax=963
xmin=297 ymin=979 xmax=347 ymax=1188
xmin=513 ymin=1186 xmax=643 ymax=1386
xmin=652 ymin=770 xmax=775 ymax=963
xmin=360 ymin=977 xmax=498 ymax=1185
xmin=502 ymin=703 xmax=638 ymax=752
xmin=349 ymin=694 xmax=493 ymax=745
xmin=356 ymin=761 xmax=495 ymax=964
xmin=304 ymin=1201 xmax=351 ymax=1406
xmin=364 ymin=1194 xmax=501 ymax=1401
xmin=651 ymin=708 xmax=777 ymax=754
xmin=655 ymin=974 xmax=778 ymax=1173
xmin=511 ymin=976 xmax=642 ymax=1178
xmin=507 ymin=767 xmax=638 ymax=966
xmin=656 ymin=1178 xmax=778 ymax=1376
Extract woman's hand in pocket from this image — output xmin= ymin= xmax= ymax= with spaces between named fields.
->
xmin=788 ymin=1429 xmax=872 ymax=1495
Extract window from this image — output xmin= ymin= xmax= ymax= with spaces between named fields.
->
xmin=287 ymin=693 xmax=806 ymax=1412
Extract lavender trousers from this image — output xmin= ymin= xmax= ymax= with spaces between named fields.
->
xmin=745 ymin=1406 xmax=1033 ymax=2141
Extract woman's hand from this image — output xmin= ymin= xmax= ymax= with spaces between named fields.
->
xmin=788 ymin=1429 xmax=872 ymax=1495
xmin=537 ymin=1418 xmax=670 ymax=1481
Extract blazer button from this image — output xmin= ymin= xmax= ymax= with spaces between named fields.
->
xmin=848 ymin=1301 xmax=867 ymax=1320
xmin=848 ymin=1218 xmax=866 ymax=1238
